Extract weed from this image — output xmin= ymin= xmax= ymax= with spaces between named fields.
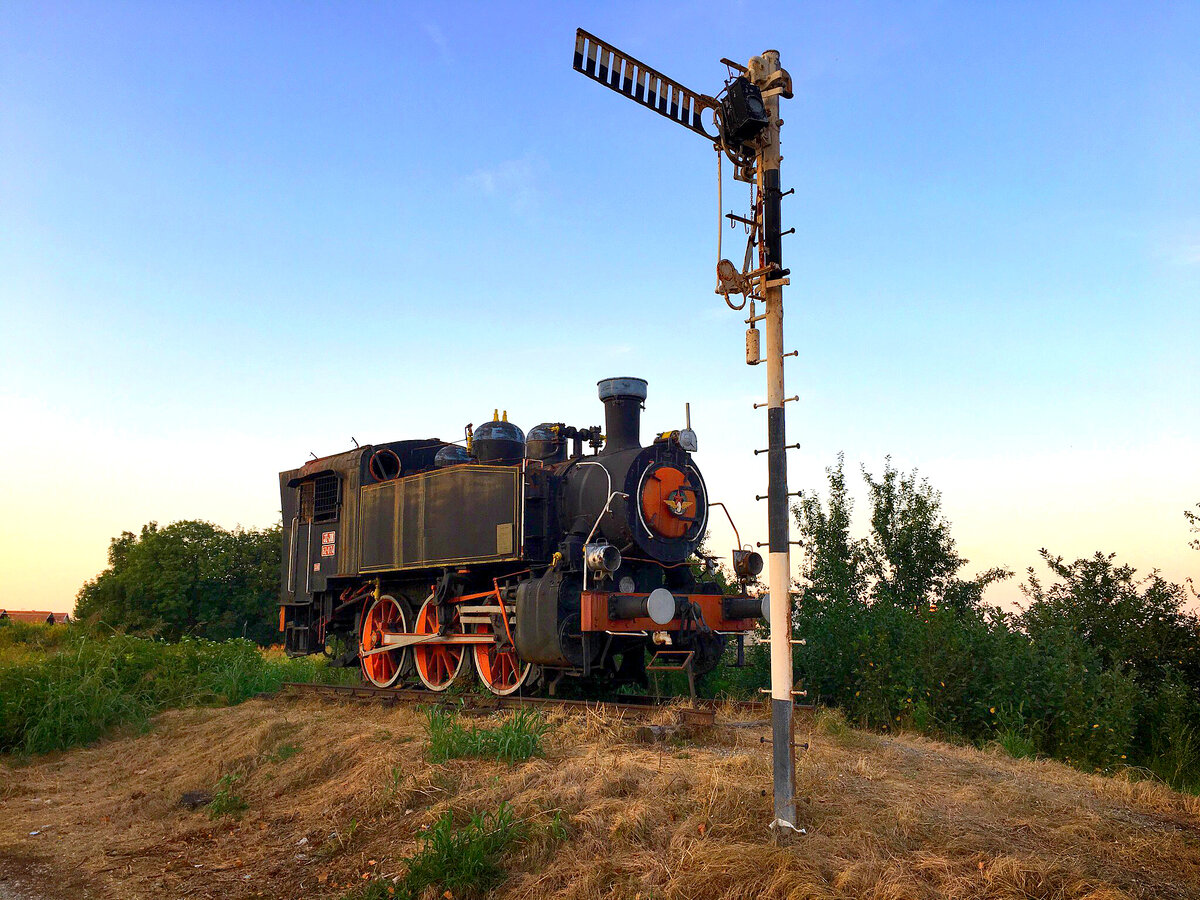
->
xmin=993 ymin=728 xmax=1038 ymax=760
xmin=207 ymin=773 xmax=248 ymax=819
xmin=425 ymin=707 xmax=550 ymax=765
xmin=379 ymin=765 xmax=409 ymax=813
xmin=815 ymin=706 xmax=849 ymax=737
xmin=345 ymin=804 xmax=527 ymax=900
xmin=265 ymin=742 xmax=300 ymax=763
xmin=989 ymin=702 xmax=1038 ymax=760
xmin=317 ymin=818 xmax=360 ymax=861
xmin=340 ymin=878 xmax=393 ymax=900
xmin=546 ymin=810 xmax=569 ymax=842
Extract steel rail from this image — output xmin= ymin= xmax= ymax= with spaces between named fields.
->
xmin=277 ymin=681 xmax=797 ymax=719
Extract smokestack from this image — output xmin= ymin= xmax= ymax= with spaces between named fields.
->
xmin=597 ymin=377 xmax=647 ymax=453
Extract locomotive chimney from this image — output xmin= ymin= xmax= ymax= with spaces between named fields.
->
xmin=597 ymin=377 xmax=648 ymax=454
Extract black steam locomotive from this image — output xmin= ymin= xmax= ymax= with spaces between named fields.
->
xmin=279 ymin=377 xmax=763 ymax=694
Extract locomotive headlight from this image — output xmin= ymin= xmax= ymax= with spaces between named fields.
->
xmin=646 ymin=588 xmax=677 ymax=625
xmin=584 ymin=542 xmax=622 ymax=575
xmin=678 ymin=428 xmax=698 ymax=452
xmin=733 ymin=549 xmax=764 ymax=578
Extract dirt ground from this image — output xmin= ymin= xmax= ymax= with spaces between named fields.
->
xmin=3 ymin=695 xmax=1200 ymax=900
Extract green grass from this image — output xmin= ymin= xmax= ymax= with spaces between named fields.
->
xmin=0 ymin=620 xmax=356 ymax=756
xmin=0 ymin=619 xmax=76 ymax=663
xmin=344 ymin=804 xmax=527 ymax=900
xmin=992 ymin=728 xmax=1038 ymax=760
xmin=425 ymin=707 xmax=550 ymax=765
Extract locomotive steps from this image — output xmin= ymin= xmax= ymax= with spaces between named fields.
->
xmin=4 ymin=694 xmax=1200 ymax=899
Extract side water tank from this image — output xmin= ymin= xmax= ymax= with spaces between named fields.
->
xmin=434 ymin=444 xmax=472 ymax=468
xmin=526 ymin=423 xmax=565 ymax=463
xmin=473 ymin=417 xmax=525 ymax=465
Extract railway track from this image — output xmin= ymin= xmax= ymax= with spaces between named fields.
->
xmin=279 ymin=680 xmax=789 ymax=722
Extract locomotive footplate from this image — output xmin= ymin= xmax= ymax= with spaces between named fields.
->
xmin=580 ymin=590 xmax=759 ymax=633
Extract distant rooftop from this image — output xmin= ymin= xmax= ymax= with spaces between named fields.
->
xmin=0 ymin=610 xmax=71 ymax=624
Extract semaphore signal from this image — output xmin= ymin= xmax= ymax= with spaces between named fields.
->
xmin=571 ymin=28 xmax=801 ymax=837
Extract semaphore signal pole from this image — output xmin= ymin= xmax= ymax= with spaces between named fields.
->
xmin=748 ymin=50 xmax=797 ymax=833
xmin=572 ymin=30 xmax=798 ymax=835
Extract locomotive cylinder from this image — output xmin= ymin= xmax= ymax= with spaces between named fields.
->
xmin=722 ymin=595 xmax=763 ymax=620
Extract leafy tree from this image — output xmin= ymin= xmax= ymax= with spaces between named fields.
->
xmin=859 ymin=459 xmax=1010 ymax=613
xmin=791 ymin=455 xmax=867 ymax=704
xmin=711 ymin=455 xmax=1200 ymax=788
xmin=794 ymin=456 xmax=1008 ymax=617
xmin=75 ymin=520 xmax=282 ymax=644
xmin=1186 ymin=502 xmax=1200 ymax=552
xmin=794 ymin=453 xmax=864 ymax=607
xmin=790 ymin=456 xmax=1011 ymax=725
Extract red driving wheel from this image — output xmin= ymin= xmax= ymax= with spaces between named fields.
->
xmin=413 ymin=596 xmax=467 ymax=692
xmin=359 ymin=594 xmax=408 ymax=688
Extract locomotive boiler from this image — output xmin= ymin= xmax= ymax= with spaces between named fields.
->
xmin=279 ymin=377 xmax=763 ymax=695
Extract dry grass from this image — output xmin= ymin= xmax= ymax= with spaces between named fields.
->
xmin=2 ymin=696 xmax=1199 ymax=900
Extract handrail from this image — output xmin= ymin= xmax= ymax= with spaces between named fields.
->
xmin=577 ymin=461 xmax=628 ymax=591
xmin=286 ymin=516 xmax=299 ymax=593
xmin=708 ymin=501 xmax=745 ymax=551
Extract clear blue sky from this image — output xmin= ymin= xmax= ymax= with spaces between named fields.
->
xmin=2 ymin=1 xmax=1197 ymax=610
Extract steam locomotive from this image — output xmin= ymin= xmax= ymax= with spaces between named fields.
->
xmin=278 ymin=377 xmax=763 ymax=695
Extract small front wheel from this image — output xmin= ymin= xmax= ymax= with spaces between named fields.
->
xmin=473 ymin=622 xmax=530 ymax=696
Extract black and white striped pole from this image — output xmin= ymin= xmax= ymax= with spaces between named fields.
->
xmin=747 ymin=49 xmax=798 ymax=834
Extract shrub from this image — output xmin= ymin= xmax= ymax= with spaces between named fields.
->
xmin=0 ymin=619 xmax=76 ymax=660
xmin=75 ymin=519 xmax=282 ymax=644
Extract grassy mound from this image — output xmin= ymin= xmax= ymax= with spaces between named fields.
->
xmin=5 ymin=697 xmax=1200 ymax=899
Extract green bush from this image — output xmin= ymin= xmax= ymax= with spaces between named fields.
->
xmin=208 ymin=772 xmax=249 ymax=819
xmin=0 ymin=619 xmax=76 ymax=660
xmin=702 ymin=456 xmax=1200 ymax=792
xmin=75 ymin=519 xmax=282 ymax=644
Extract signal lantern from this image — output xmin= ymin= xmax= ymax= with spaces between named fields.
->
xmin=719 ymin=76 xmax=770 ymax=147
